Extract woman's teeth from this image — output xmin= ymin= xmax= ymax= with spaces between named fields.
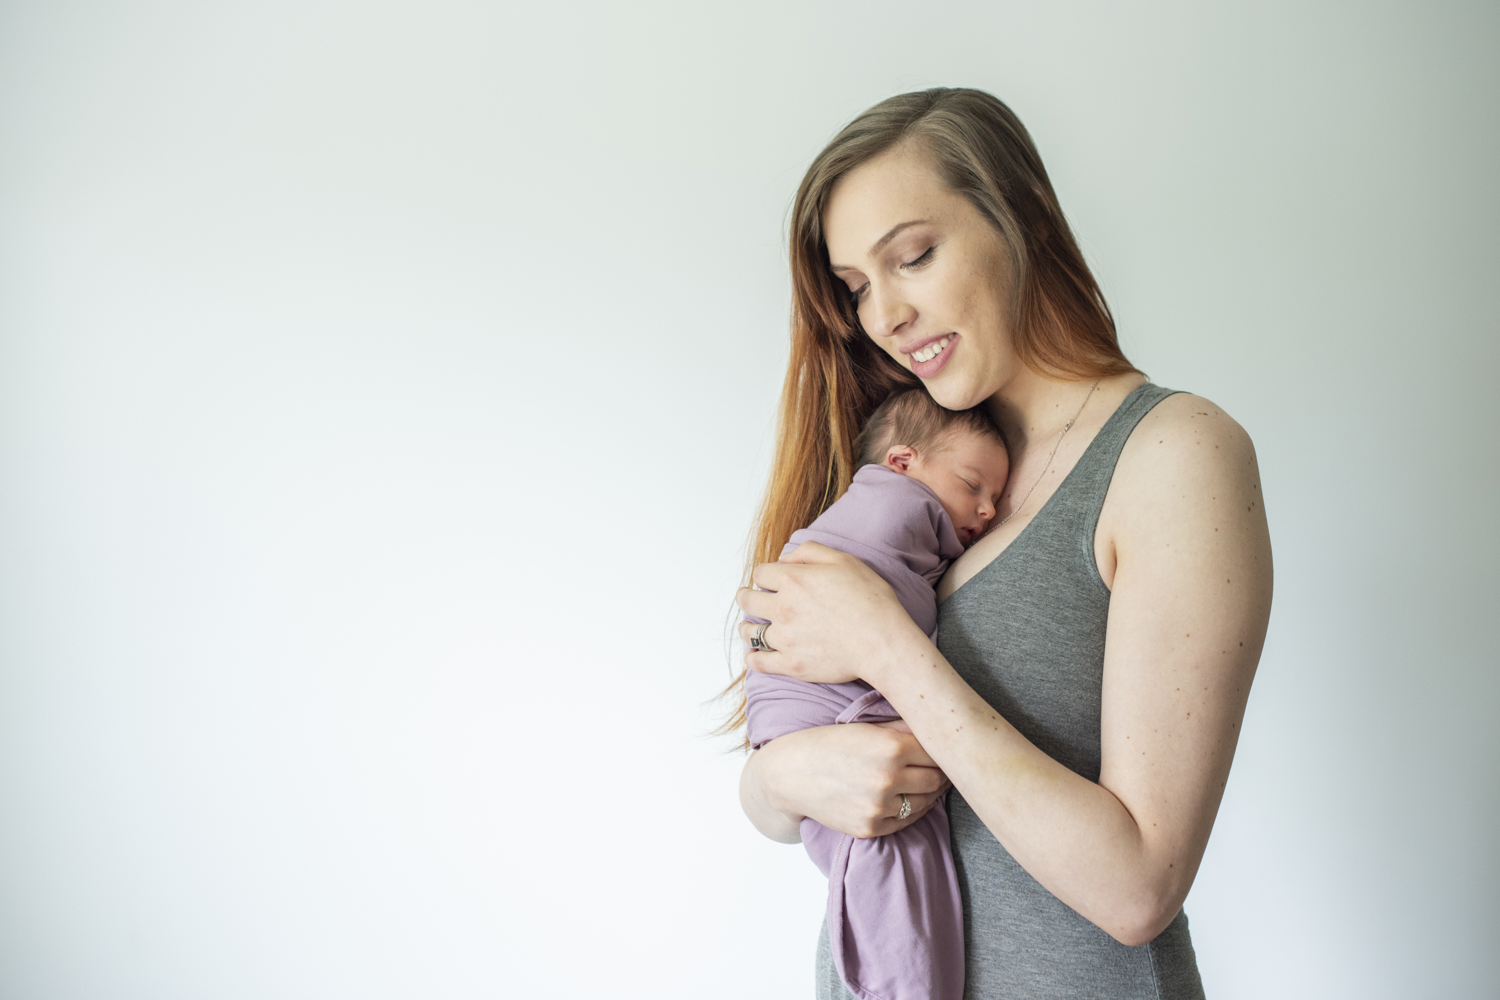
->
xmin=912 ymin=336 xmax=951 ymax=363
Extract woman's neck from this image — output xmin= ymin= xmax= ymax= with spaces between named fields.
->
xmin=987 ymin=368 xmax=1146 ymax=450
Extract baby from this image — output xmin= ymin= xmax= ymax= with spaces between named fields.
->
xmin=745 ymin=388 xmax=1010 ymax=1000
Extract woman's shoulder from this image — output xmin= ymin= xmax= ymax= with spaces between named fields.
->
xmin=1096 ymin=388 xmax=1268 ymax=586
xmin=1124 ymin=390 xmax=1258 ymax=475
xmin=1104 ymin=390 xmax=1262 ymax=527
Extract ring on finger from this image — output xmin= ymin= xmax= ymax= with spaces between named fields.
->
xmin=749 ymin=622 xmax=777 ymax=653
xmin=897 ymin=793 xmax=911 ymax=821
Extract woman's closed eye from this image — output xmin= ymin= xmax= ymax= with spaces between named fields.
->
xmin=846 ymin=246 xmax=937 ymax=304
xmin=901 ymin=246 xmax=936 ymax=270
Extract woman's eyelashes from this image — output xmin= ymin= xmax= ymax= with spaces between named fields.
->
xmin=900 ymin=246 xmax=936 ymax=270
xmin=844 ymin=245 xmax=937 ymax=304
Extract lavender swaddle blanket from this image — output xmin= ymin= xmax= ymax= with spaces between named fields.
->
xmin=746 ymin=464 xmax=966 ymax=1000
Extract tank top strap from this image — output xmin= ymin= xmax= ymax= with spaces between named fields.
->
xmin=1068 ymin=380 xmax=1182 ymax=554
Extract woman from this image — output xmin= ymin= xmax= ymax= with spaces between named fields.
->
xmin=732 ymin=89 xmax=1272 ymax=998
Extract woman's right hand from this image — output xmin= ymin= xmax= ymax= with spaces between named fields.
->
xmin=739 ymin=722 xmax=951 ymax=843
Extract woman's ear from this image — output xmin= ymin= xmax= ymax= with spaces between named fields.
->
xmin=884 ymin=445 xmax=916 ymax=474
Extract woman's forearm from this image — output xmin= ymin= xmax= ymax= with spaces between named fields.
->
xmin=739 ymin=744 xmax=805 ymax=844
xmin=738 ymin=720 xmax=952 ymax=844
xmin=864 ymin=632 xmax=1185 ymax=946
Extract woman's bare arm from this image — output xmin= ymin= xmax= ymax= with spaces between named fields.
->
xmin=739 ymin=397 xmax=1272 ymax=946
xmin=740 ymin=742 xmax=804 ymax=844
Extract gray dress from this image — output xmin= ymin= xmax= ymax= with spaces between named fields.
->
xmin=816 ymin=383 xmax=1206 ymax=999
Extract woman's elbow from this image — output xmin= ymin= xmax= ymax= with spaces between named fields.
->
xmin=1107 ymin=915 xmax=1175 ymax=949
xmin=1099 ymin=886 xmax=1187 ymax=948
xmin=739 ymin=749 xmax=805 ymax=844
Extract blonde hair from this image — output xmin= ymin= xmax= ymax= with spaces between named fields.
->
xmin=719 ymin=88 xmax=1134 ymax=737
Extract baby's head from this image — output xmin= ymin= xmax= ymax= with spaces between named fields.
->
xmin=855 ymin=389 xmax=1010 ymax=546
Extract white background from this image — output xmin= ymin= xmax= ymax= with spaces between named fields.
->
xmin=1 ymin=1 xmax=1496 ymax=997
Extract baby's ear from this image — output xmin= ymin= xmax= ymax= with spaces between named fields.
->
xmin=884 ymin=445 xmax=916 ymax=474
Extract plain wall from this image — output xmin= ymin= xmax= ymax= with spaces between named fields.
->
xmin=1 ymin=1 xmax=1496 ymax=997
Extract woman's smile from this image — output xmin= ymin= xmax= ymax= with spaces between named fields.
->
xmin=902 ymin=332 xmax=958 ymax=378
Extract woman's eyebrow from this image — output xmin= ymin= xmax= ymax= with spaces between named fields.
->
xmin=829 ymin=219 xmax=931 ymax=272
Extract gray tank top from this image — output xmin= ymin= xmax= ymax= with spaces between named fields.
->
xmin=816 ymin=383 xmax=1206 ymax=999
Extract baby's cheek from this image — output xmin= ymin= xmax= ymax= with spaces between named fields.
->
xmin=941 ymin=498 xmax=969 ymax=528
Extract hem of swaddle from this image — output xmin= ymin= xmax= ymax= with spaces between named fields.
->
xmin=835 ymin=688 xmax=890 ymax=725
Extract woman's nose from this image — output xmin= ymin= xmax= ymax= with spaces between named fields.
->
xmin=861 ymin=282 xmax=915 ymax=339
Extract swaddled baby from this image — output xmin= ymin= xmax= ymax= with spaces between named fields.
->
xmin=745 ymin=388 xmax=1010 ymax=1000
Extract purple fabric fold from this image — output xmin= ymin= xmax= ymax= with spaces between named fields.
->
xmin=745 ymin=464 xmax=966 ymax=1000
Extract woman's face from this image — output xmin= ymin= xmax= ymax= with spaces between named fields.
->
xmin=823 ymin=145 xmax=1018 ymax=411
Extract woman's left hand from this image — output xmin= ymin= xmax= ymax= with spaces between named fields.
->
xmin=736 ymin=541 xmax=924 ymax=684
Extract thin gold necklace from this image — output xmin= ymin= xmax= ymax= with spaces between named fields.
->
xmin=994 ymin=379 xmax=1100 ymax=529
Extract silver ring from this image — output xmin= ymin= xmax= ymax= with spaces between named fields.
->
xmin=897 ymin=794 xmax=911 ymax=820
xmin=749 ymin=622 xmax=776 ymax=653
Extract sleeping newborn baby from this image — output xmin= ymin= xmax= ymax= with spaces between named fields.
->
xmin=745 ymin=388 xmax=1010 ymax=1000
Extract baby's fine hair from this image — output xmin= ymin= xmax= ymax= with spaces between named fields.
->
xmin=853 ymin=388 xmax=1007 ymax=468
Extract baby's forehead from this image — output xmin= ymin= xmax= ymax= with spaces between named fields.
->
xmin=936 ymin=427 xmax=1009 ymax=459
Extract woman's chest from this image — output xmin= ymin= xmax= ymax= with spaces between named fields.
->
xmin=936 ymin=535 xmax=1112 ymax=781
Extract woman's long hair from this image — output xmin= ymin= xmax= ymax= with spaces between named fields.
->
xmin=719 ymin=88 xmax=1136 ymax=738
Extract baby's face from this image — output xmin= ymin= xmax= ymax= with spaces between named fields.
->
xmin=898 ymin=432 xmax=1011 ymax=546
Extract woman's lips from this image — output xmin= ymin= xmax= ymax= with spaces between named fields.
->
xmin=907 ymin=333 xmax=958 ymax=379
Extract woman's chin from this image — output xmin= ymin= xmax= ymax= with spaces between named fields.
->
xmin=923 ymin=376 xmax=986 ymax=412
